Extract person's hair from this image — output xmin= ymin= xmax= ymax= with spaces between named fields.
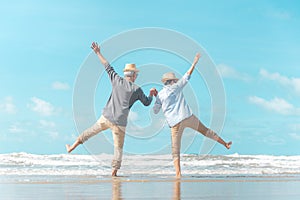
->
xmin=124 ymin=71 xmax=135 ymax=77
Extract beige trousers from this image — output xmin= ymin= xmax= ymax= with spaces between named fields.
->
xmin=171 ymin=115 xmax=218 ymax=160
xmin=78 ymin=115 xmax=126 ymax=170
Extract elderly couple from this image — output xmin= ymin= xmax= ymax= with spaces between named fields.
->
xmin=66 ymin=42 xmax=232 ymax=177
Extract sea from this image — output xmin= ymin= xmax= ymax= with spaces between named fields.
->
xmin=1 ymin=152 xmax=300 ymax=182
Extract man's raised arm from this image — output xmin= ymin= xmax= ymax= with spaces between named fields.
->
xmin=91 ymin=42 xmax=119 ymax=81
xmin=91 ymin=42 xmax=108 ymax=65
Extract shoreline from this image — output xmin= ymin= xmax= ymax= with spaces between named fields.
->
xmin=2 ymin=174 xmax=300 ymax=183
xmin=1 ymin=175 xmax=300 ymax=199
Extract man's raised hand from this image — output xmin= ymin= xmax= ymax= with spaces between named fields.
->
xmin=91 ymin=42 xmax=100 ymax=54
xmin=91 ymin=42 xmax=108 ymax=65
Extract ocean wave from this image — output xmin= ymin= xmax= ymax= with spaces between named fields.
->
xmin=1 ymin=153 xmax=300 ymax=176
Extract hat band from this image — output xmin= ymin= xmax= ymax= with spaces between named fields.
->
xmin=124 ymin=71 xmax=136 ymax=77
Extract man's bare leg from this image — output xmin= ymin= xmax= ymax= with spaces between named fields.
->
xmin=173 ymin=158 xmax=181 ymax=178
xmin=112 ymin=169 xmax=118 ymax=177
xmin=65 ymin=139 xmax=82 ymax=153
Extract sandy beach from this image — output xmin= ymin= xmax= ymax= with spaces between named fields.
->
xmin=1 ymin=175 xmax=300 ymax=199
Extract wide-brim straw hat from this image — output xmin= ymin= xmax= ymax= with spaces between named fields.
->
xmin=161 ymin=72 xmax=179 ymax=83
xmin=123 ymin=63 xmax=139 ymax=72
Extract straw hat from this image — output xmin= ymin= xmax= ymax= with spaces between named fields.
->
xmin=161 ymin=72 xmax=179 ymax=83
xmin=123 ymin=63 xmax=139 ymax=72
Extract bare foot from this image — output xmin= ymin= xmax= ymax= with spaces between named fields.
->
xmin=65 ymin=144 xmax=72 ymax=153
xmin=65 ymin=139 xmax=81 ymax=153
xmin=176 ymin=174 xmax=181 ymax=179
xmin=225 ymin=141 xmax=232 ymax=149
xmin=112 ymin=169 xmax=118 ymax=177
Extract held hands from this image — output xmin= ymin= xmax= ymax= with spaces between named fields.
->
xmin=91 ymin=42 xmax=100 ymax=54
xmin=149 ymin=88 xmax=158 ymax=97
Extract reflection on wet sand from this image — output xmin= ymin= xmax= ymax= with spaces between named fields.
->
xmin=173 ymin=179 xmax=181 ymax=200
xmin=111 ymin=177 xmax=181 ymax=199
xmin=112 ymin=178 xmax=122 ymax=200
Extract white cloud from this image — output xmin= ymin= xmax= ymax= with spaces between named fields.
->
xmin=61 ymin=133 xmax=77 ymax=141
xmin=260 ymin=69 xmax=300 ymax=94
xmin=289 ymin=123 xmax=300 ymax=132
xmin=0 ymin=131 xmax=8 ymax=141
xmin=48 ymin=131 xmax=59 ymax=139
xmin=52 ymin=81 xmax=70 ymax=90
xmin=128 ymin=111 xmax=139 ymax=122
xmin=39 ymin=120 xmax=56 ymax=128
xmin=217 ymin=64 xmax=251 ymax=81
xmin=266 ymin=9 xmax=291 ymax=20
xmin=0 ymin=96 xmax=17 ymax=114
xmin=127 ymin=111 xmax=145 ymax=135
xmin=262 ymin=135 xmax=286 ymax=145
xmin=8 ymin=121 xmax=32 ymax=134
xmin=249 ymin=96 xmax=300 ymax=115
xmin=289 ymin=133 xmax=300 ymax=141
xmin=7 ymin=121 xmax=34 ymax=134
xmin=8 ymin=124 xmax=25 ymax=133
xmin=28 ymin=97 xmax=56 ymax=116
xmin=127 ymin=111 xmax=166 ymax=137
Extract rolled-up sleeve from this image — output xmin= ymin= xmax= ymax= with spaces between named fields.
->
xmin=174 ymin=73 xmax=190 ymax=93
xmin=176 ymin=73 xmax=190 ymax=88
xmin=104 ymin=62 xmax=119 ymax=82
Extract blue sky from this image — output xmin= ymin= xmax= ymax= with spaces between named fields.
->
xmin=0 ymin=0 xmax=300 ymax=155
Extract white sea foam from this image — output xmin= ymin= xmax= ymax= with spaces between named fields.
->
xmin=1 ymin=152 xmax=300 ymax=177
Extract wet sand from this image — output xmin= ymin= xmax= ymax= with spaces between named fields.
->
xmin=1 ymin=175 xmax=300 ymax=199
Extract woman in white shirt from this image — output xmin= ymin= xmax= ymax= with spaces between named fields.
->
xmin=153 ymin=53 xmax=232 ymax=178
